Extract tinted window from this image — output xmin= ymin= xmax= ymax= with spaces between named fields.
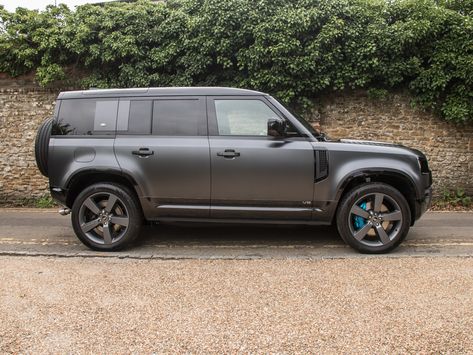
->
xmin=53 ymin=99 xmax=118 ymax=136
xmin=94 ymin=101 xmax=118 ymax=132
xmin=54 ymin=99 xmax=94 ymax=135
xmin=214 ymin=99 xmax=278 ymax=136
xmin=152 ymin=99 xmax=206 ymax=136
xmin=128 ymin=100 xmax=152 ymax=134
xmin=116 ymin=100 xmax=130 ymax=131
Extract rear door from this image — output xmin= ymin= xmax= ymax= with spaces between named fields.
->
xmin=114 ymin=96 xmax=210 ymax=218
xmin=207 ymin=96 xmax=315 ymax=220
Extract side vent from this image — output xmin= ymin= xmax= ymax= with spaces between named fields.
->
xmin=314 ymin=148 xmax=329 ymax=182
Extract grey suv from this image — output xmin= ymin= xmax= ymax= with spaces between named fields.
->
xmin=35 ymin=87 xmax=432 ymax=253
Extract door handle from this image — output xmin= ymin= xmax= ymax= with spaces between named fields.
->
xmin=217 ymin=149 xmax=240 ymax=158
xmin=132 ymin=148 xmax=154 ymax=157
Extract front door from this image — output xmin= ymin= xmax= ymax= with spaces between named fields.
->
xmin=207 ymin=96 xmax=315 ymax=220
xmin=114 ymin=96 xmax=210 ymax=218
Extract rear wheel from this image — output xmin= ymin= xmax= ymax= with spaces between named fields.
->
xmin=71 ymin=183 xmax=142 ymax=251
xmin=336 ymin=183 xmax=411 ymax=253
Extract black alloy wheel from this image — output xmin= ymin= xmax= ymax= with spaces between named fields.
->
xmin=71 ymin=183 xmax=142 ymax=251
xmin=336 ymin=183 xmax=411 ymax=253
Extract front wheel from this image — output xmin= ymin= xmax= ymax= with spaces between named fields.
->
xmin=71 ymin=183 xmax=143 ymax=251
xmin=336 ymin=183 xmax=411 ymax=253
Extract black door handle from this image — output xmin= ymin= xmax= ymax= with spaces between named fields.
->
xmin=217 ymin=149 xmax=240 ymax=158
xmin=132 ymin=148 xmax=154 ymax=157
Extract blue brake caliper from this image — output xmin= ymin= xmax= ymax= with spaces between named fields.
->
xmin=354 ymin=201 xmax=367 ymax=230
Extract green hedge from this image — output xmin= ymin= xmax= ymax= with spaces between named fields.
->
xmin=1 ymin=0 xmax=472 ymax=122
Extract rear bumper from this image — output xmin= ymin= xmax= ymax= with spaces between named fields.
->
xmin=50 ymin=187 xmax=67 ymax=206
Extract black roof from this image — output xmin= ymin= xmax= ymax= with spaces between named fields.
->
xmin=58 ymin=87 xmax=267 ymax=99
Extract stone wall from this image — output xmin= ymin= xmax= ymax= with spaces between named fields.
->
xmin=0 ymin=76 xmax=57 ymax=204
xmin=0 ymin=77 xmax=472 ymax=204
xmin=315 ymin=92 xmax=473 ymax=196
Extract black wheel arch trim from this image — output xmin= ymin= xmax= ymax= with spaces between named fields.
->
xmin=64 ymin=167 xmax=144 ymax=199
xmin=335 ymin=168 xmax=421 ymax=201
xmin=334 ymin=168 xmax=421 ymax=226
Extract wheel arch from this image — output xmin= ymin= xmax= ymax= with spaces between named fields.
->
xmin=334 ymin=169 xmax=418 ymax=226
xmin=65 ymin=169 xmax=142 ymax=208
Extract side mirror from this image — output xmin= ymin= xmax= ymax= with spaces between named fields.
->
xmin=267 ymin=117 xmax=287 ymax=137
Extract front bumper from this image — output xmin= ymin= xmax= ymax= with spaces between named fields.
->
xmin=416 ymin=186 xmax=432 ymax=220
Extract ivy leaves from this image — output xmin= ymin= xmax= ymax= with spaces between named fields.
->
xmin=0 ymin=0 xmax=471 ymax=122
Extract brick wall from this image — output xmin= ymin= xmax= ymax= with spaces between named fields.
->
xmin=0 ymin=78 xmax=472 ymax=204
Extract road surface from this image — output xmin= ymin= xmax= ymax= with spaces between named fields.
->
xmin=1 ymin=209 xmax=472 ymax=259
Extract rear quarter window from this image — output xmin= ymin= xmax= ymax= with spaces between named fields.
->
xmin=53 ymin=99 xmax=118 ymax=136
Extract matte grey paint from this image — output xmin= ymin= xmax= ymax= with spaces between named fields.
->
xmin=49 ymin=137 xmax=119 ymax=189
xmin=114 ymin=136 xmax=211 ymax=218
xmin=47 ymin=87 xmax=432 ymax=225
xmin=312 ymin=141 xmax=425 ymax=202
xmin=209 ymin=136 xmax=315 ymax=220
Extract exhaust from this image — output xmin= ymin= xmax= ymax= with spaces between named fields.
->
xmin=58 ymin=207 xmax=71 ymax=216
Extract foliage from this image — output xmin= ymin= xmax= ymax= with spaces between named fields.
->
xmin=35 ymin=195 xmax=57 ymax=208
xmin=440 ymin=188 xmax=472 ymax=207
xmin=0 ymin=195 xmax=58 ymax=208
xmin=367 ymin=88 xmax=389 ymax=100
xmin=0 ymin=0 xmax=472 ymax=121
xmin=0 ymin=4 xmax=71 ymax=79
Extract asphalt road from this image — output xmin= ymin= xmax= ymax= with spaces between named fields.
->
xmin=1 ymin=209 xmax=472 ymax=259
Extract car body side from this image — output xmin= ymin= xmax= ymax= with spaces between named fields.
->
xmin=47 ymin=88 xmax=432 ymax=226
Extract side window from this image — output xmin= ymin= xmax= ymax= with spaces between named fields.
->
xmin=53 ymin=99 xmax=118 ymax=136
xmin=214 ymin=99 xmax=279 ymax=136
xmin=94 ymin=101 xmax=118 ymax=132
xmin=152 ymin=99 xmax=206 ymax=136
xmin=127 ymin=100 xmax=152 ymax=134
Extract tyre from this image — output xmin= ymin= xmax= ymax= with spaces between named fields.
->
xmin=34 ymin=117 xmax=53 ymax=177
xmin=71 ymin=183 xmax=143 ymax=251
xmin=336 ymin=183 xmax=411 ymax=253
